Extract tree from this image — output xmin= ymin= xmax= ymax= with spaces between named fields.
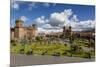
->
xmin=35 ymin=36 xmax=44 ymax=45
xmin=36 ymin=36 xmax=43 ymax=41
xmin=83 ymin=52 xmax=91 ymax=59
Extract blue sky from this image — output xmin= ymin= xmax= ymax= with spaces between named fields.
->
xmin=11 ymin=1 xmax=95 ymax=32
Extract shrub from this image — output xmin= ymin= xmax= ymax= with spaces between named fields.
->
xmin=12 ymin=43 xmax=17 ymax=46
xmin=82 ymin=52 xmax=91 ymax=59
xmin=41 ymin=51 xmax=47 ymax=55
xmin=52 ymin=52 xmax=60 ymax=56
xmin=19 ymin=48 xmax=24 ymax=54
xmin=26 ymin=49 xmax=33 ymax=55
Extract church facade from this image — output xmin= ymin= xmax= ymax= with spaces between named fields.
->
xmin=10 ymin=19 xmax=37 ymax=42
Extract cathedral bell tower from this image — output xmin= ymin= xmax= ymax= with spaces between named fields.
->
xmin=15 ymin=19 xmax=24 ymax=28
xmin=14 ymin=19 xmax=25 ymax=40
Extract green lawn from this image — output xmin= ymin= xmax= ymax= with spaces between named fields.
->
xmin=10 ymin=38 xmax=95 ymax=59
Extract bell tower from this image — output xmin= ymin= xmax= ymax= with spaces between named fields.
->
xmin=15 ymin=19 xmax=24 ymax=28
xmin=14 ymin=19 xmax=25 ymax=40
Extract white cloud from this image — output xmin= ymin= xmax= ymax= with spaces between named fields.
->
xmin=28 ymin=2 xmax=51 ymax=11
xmin=69 ymin=20 xmax=95 ymax=31
xmin=19 ymin=16 xmax=28 ymax=22
xmin=33 ymin=16 xmax=49 ymax=26
xmin=45 ymin=19 xmax=49 ymax=23
xmin=71 ymin=15 xmax=79 ymax=22
xmin=33 ymin=9 xmax=95 ymax=32
xmin=49 ymin=9 xmax=73 ymax=26
xmin=41 ymin=15 xmax=45 ymax=19
xmin=12 ymin=2 xmax=19 ymax=10
xmin=48 ymin=9 xmax=95 ymax=31
xmin=41 ymin=24 xmax=52 ymax=28
xmin=11 ymin=0 xmax=20 ymax=10
xmin=37 ymin=28 xmax=46 ymax=33
xmin=28 ymin=3 xmax=37 ymax=11
xmin=79 ymin=20 xmax=95 ymax=29
xmin=38 ymin=27 xmax=62 ymax=34
xmin=33 ymin=15 xmax=63 ymax=33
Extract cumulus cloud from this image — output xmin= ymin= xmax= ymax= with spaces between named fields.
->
xmin=28 ymin=2 xmax=51 ymax=11
xmin=12 ymin=2 xmax=19 ymax=10
xmin=68 ymin=20 xmax=95 ymax=31
xmin=28 ymin=3 xmax=38 ymax=11
xmin=33 ymin=15 xmax=63 ymax=33
xmin=48 ymin=9 xmax=95 ymax=31
xmin=33 ymin=16 xmax=46 ymax=25
xmin=37 ymin=28 xmax=47 ymax=33
xmin=41 ymin=24 xmax=52 ymax=29
xmin=37 ymin=27 xmax=63 ymax=34
xmin=71 ymin=15 xmax=79 ymax=22
xmin=11 ymin=0 xmax=19 ymax=10
xmin=79 ymin=20 xmax=95 ymax=29
xmin=49 ymin=9 xmax=73 ymax=27
xmin=33 ymin=9 xmax=95 ymax=32
xmin=19 ymin=16 xmax=28 ymax=22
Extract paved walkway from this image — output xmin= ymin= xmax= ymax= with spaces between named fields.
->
xmin=10 ymin=54 xmax=95 ymax=67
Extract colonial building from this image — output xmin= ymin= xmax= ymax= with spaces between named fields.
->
xmin=63 ymin=26 xmax=72 ymax=38
xmin=45 ymin=26 xmax=72 ymax=39
xmin=10 ymin=19 xmax=37 ymax=42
